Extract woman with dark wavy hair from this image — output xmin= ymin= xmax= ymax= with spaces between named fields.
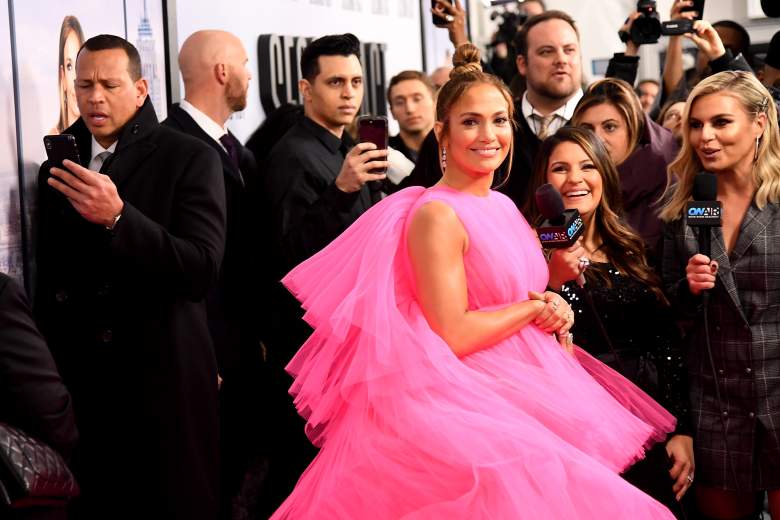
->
xmin=526 ymin=126 xmax=693 ymax=516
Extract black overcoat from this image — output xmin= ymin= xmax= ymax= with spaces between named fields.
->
xmin=34 ymin=98 xmax=226 ymax=520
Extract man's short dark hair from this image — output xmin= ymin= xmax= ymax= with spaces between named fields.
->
xmin=387 ymin=70 xmax=435 ymax=104
xmin=78 ymin=34 xmax=142 ymax=81
xmin=513 ymin=10 xmax=578 ymax=59
xmin=713 ymin=20 xmax=752 ymax=65
xmin=300 ymin=33 xmax=361 ymax=82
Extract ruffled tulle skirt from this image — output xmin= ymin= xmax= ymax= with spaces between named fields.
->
xmin=270 ymin=188 xmax=676 ymax=519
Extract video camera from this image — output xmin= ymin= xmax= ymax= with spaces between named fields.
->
xmin=620 ymin=0 xmax=696 ymax=46
xmin=489 ymin=9 xmax=527 ymax=46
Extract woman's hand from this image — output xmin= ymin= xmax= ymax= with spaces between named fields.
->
xmin=666 ymin=434 xmax=695 ymax=501
xmin=528 ymin=290 xmax=574 ymax=338
xmin=670 ymin=0 xmax=699 ymax=21
xmin=547 ymin=238 xmax=586 ymax=290
xmin=619 ymin=11 xmax=642 ymax=56
xmin=433 ymin=0 xmax=468 ymax=48
xmin=684 ymin=20 xmax=727 ymax=61
xmin=685 ymin=253 xmax=717 ymax=295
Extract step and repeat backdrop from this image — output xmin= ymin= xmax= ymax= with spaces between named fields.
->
xmin=1 ymin=0 xmax=436 ymax=286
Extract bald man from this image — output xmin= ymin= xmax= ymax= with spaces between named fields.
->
xmin=163 ymin=30 xmax=265 ymax=520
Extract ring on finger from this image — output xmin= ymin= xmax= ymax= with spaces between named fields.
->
xmin=686 ymin=473 xmax=694 ymax=484
xmin=445 ymin=14 xmax=454 ymax=22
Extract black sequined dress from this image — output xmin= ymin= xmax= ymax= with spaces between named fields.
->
xmin=559 ymin=262 xmax=692 ymax=517
xmin=559 ymin=262 xmax=690 ymax=433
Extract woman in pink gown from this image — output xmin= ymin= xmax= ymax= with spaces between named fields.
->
xmin=271 ymin=45 xmax=677 ymax=519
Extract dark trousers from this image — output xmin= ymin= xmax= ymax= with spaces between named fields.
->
xmin=219 ymin=361 xmax=271 ymax=520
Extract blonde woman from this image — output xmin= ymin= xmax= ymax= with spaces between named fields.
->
xmin=661 ymin=71 xmax=780 ymax=519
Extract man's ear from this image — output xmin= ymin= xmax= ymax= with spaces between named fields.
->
xmin=516 ymin=54 xmax=527 ymax=77
xmin=135 ymin=78 xmax=149 ymax=107
xmin=214 ymin=63 xmax=228 ymax=86
xmin=299 ymin=78 xmax=312 ymax=103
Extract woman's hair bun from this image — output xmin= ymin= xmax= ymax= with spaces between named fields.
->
xmin=450 ymin=43 xmax=482 ymax=78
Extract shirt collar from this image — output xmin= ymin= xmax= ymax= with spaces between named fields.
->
xmin=300 ymin=116 xmax=349 ymax=154
xmin=180 ymin=99 xmax=228 ymax=145
xmin=90 ymin=135 xmax=117 ymax=164
xmin=521 ymin=89 xmax=583 ymax=124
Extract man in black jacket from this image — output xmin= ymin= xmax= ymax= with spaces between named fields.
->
xmin=163 ymin=30 xmax=266 ymax=519
xmin=259 ymin=33 xmax=387 ymax=514
xmin=505 ymin=10 xmax=583 ymax=209
xmin=35 ymin=34 xmax=225 ymax=520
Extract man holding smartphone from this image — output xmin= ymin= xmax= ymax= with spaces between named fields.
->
xmin=35 ymin=34 xmax=225 ymax=520
xmin=259 ymin=32 xmax=387 ymax=514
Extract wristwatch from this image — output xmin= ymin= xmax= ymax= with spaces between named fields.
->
xmin=105 ymin=211 xmax=122 ymax=231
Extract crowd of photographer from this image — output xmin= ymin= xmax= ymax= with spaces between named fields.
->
xmin=3 ymin=0 xmax=780 ymax=519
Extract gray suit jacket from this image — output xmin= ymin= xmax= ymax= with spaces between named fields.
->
xmin=662 ymin=201 xmax=780 ymax=490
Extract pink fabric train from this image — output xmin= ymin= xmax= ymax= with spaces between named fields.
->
xmin=271 ymin=185 xmax=676 ymax=519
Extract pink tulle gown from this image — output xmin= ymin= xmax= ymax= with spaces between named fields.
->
xmin=271 ymin=186 xmax=677 ymax=519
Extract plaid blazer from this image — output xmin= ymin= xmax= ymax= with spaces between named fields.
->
xmin=662 ymin=201 xmax=780 ymax=490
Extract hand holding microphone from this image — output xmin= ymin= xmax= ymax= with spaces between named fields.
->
xmin=685 ymin=172 xmax=722 ymax=297
xmin=686 ymin=254 xmax=717 ymax=295
xmin=535 ymin=184 xmax=589 ymax=288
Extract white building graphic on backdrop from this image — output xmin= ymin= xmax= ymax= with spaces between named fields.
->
xmin=136 ymin=0 xmax=161 ymax=115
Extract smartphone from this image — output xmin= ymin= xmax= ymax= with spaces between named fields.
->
xmin=661 ymin=19 xmax=694 ymax=36
xmin=432 ymin=0 xmax=454 ymax=28
xmin=680 ymin=0 xmax=704 ymax=20
xmin=43 ymin=134 xmax=81 ymax=170
xmin=357 ymin=115 xmax=388 ymax=174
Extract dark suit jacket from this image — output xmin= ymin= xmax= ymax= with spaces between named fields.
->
xmin=163 ymin=104 xmax=261 ymax=379
xmin=502 ymin=102 xmax=542 ymax=210
xmin=0 ymin=273 xmax=77 ymax=458
xmin=662 ymin=201 xmax=780 ymax=490
xmin=35 ymin=98 xmax=226 ymax=520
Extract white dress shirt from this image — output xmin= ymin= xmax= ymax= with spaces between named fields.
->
xmin=179 ymin=99 xmax=229 ymax=152
xmin=521 ymin=89 xmax=584 ymax=138
xmin=88 ymin=136 xmax=117 ymax=172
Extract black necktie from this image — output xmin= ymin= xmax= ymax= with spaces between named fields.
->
xmin=219 ymin=133 xmax=241 ymax=172
xmin=97 ymin=151 xmax=113 ymax=174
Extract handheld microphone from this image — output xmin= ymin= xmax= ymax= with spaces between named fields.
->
xmin=535 ymin=184 xmax=587 ymax=287
xmin=686 ymin=173 xmax=739 ymax=489
xmin=535 ymin=184 xmax=585 ymax=249
xmin=685 ymin=172 xmax=722 ymax=259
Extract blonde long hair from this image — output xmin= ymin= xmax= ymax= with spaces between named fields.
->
xmin=660 ymin=71 xmax=780 ymax=222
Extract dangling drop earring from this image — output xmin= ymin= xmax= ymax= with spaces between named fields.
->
xmin=755 ymin=136 xmax=760 ymax=162
xmin=441 ymin=147 xmax=447 ymax=172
